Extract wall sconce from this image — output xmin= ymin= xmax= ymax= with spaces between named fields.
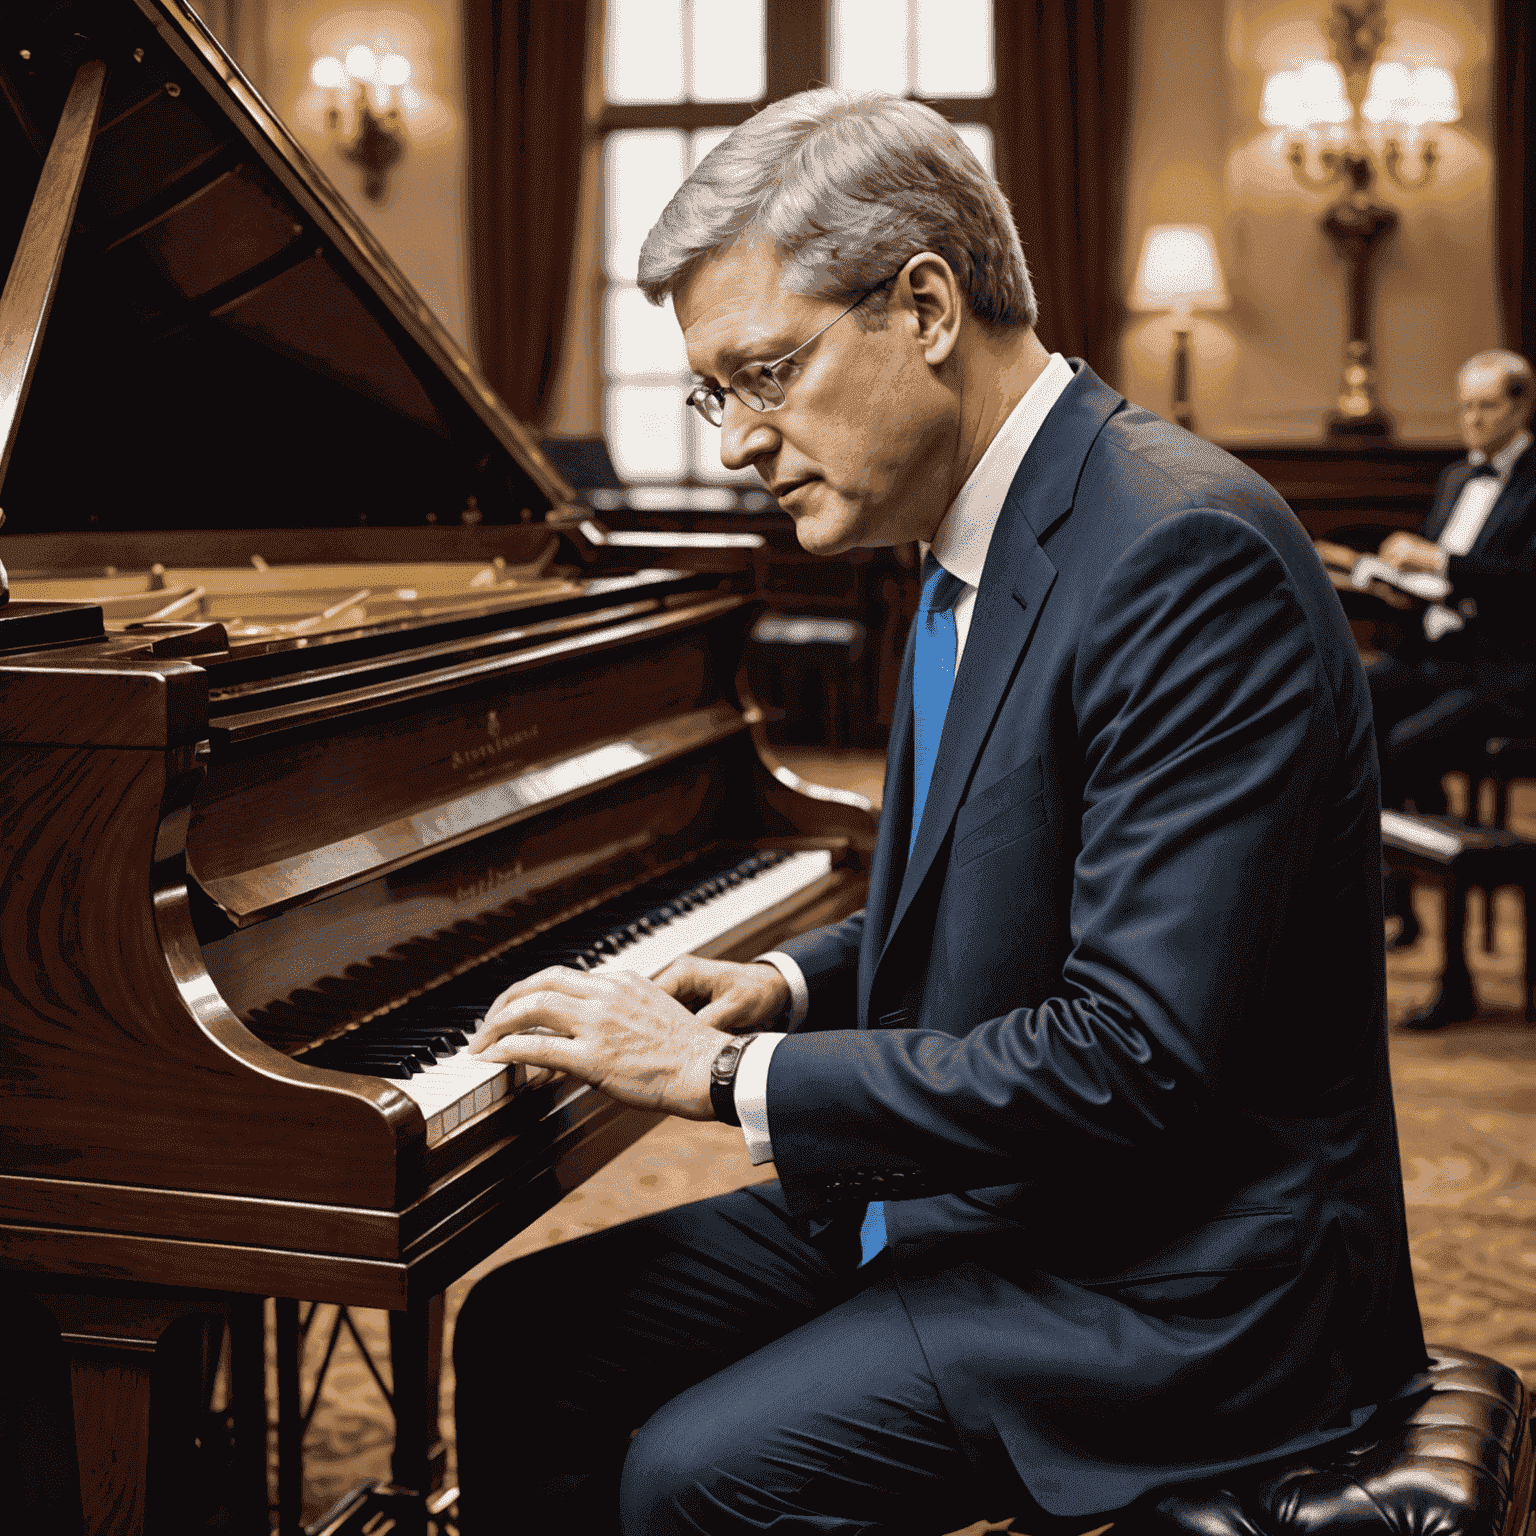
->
xmin=1260 ymin=0 xmax=1461 ymax=437
xmin=1128 ymin=225 xmax=1230 ymax=433
xmin=310 ymin=44 xmax=412 ymax=203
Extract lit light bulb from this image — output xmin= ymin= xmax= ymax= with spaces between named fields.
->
xmin=310 ymin=55 xmax=345 ymax=89
xmin=345 ymin=45 xmax=378 ymax=81
xmin=378 ymin=53 xmax=411 ymax=86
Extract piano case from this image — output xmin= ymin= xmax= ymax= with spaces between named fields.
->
xmin=0 ymin=0 xmax=874 ymax=1336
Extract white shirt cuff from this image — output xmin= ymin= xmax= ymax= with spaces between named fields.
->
xmin=1424 ymin=603 xmax=1465 ymax=641
xmin=733 ymin=1031 xmax=785 ymax=1165
xmin=753 ymin=951 xmax=809 ymax=1030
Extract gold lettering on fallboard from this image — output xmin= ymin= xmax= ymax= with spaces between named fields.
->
xmin=453 ymin=860 xmax=526 ymax=906
xmin=446 ymin=829 xmax=655 ymax=906
xmin=449 ymin=714 xmax=540 ymax=773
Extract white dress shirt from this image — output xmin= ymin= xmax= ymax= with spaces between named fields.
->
xmin=737 ymin=353 xmax=1077 ymax=1165
xmin=1437 ymin=430 xmax=1530 ymax=561
xmin=1423 ymin=430 xmax=1531 ymax=640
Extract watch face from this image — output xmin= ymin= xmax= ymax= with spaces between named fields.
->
xmin=713 ymin=1034 xmax=755 ymax=1080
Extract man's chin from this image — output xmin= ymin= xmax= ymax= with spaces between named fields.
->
xmin=790 ymin=517 xmax=857 ymax=558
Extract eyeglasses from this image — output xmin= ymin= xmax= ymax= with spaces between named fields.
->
xmin=685 ymin=270 xmax=903 ymax=428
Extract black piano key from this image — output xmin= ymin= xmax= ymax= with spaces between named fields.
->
xmin=373 ymin=1026 xmax=461 ymax=1049
xmin=311 ymin=1055 xmax=420 ymax=1078
xmin=319 ymin=1039 xmax=435 ymax=1065
xmin=361 ymin=851 xmax=807 ymax=1053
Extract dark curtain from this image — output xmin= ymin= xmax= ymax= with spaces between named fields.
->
xmin=993 ymin=1 xmax=1132 ymax=382
xmin=465 ymin=0 xmax=591 ymax=427
xmin=1493 ymin=0 xmax=1534 ymax=361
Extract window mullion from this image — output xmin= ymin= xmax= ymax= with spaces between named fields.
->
xmin=682 ymin=0 xmax=694 ymax=99
xmin=765 ymin=0 xmax=828 ymax=103
xmin=598 ymin=101 xmax=757 ymax=132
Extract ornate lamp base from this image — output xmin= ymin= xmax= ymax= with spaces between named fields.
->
xmin=1325 ymin=339 xmax=1394 ymax=437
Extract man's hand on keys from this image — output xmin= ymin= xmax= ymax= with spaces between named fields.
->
xmin=469 ymin=966 xmax=723 ymax=1119
xmin=653 ymin=956 xmax=791 ymax=1034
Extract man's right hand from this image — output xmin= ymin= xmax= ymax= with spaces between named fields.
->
xmin=1377 ymin=530 xmax=1447 ymax=575
xmin=654 ymin=957 xmax=790 ymax=1034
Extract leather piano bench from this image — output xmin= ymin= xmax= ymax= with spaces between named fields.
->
xmin=1140 ymin=1347 xmax=1534 ymax=1536
xmin=1381 ymin=810 xmax=1536 ymax=1020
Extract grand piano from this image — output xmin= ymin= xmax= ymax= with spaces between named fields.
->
xmin=0 ymin=3 xmax=876 ymax=1530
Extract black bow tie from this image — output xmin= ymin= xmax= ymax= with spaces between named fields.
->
xmin=1467 ymin=462 xmax=1499 ymax=478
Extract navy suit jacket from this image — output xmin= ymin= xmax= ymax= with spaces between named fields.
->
xmin=1420 ymin=445 xmax=1536 ymax=691
xmin=769 ymin=363 xmax=1426 ymax=1517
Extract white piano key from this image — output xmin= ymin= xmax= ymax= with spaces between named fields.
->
xmin=391 ymin=850 xmax=832 ymax=1145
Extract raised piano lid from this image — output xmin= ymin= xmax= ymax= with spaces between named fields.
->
xmin=0 ymin=0 xmax=575 ymax=552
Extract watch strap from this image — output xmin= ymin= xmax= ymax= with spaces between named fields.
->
xmin=709 ymin=1033 xmax=761 ymax=1128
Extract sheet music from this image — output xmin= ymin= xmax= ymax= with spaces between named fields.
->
xmin=1348 ymin=554 xmax=1451 ymax=603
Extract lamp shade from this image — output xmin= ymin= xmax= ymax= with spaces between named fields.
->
xmin=1363 ymin=61 xmax=1460 ymax=126
xmin=1295 ymin=59 xmax=1351 ymax=125
xmin=1260 ymin=69 xmax=1309 ymax=129
xmin=1129 ymin=225 xmax=1230 ymax=316
xmin=1407 ymin=66 xmax=1460 ymax=125
xmin=1362 ymin=60 xmax=1414 ymax=123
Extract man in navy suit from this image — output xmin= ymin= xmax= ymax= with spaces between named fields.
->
xmin=1365 ymin=351 xmax=1536 ymax=1023
xmin=454 ymin=89 xmax=1425 ymax=1535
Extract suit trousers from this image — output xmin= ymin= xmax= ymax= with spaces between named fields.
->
xmin=1365 ymin=650 xmax=1501 ymax=811
xmin=452 ymin=1180 xmax=1042 ymax=1535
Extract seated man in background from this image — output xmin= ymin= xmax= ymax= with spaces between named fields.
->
xmin=453 ymin=88 xmax=1425 ymax=1536
xmin=1365 ymin=351 xmax=1536 ymax=1024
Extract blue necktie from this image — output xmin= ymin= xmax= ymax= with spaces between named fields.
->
xmin=860 ymin=552 xmax=966 ymax=1267
xmin=909 ymin=553 xmax=967 ymax=855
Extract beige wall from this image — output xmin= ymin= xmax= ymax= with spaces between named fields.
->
xmin=199 ymin=0 xmax=1501 ymax=445
xmin=1118 ymin=0 xmax=1500 ymax=443
xmin=201 ymin=0 xmax=473 ymax=354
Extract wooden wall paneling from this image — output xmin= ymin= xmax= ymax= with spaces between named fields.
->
xmin=1224 ymin=442 xmax=1463 ymax=541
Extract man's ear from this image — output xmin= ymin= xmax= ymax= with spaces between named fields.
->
xmin=902 ymin=253 xmax=963 ymax=368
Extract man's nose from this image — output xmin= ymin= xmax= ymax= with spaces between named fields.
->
xmin=718 ymin=399 xmax=779 ymax=472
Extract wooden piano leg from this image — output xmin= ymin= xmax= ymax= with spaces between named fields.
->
xmin=227 ymin=1295 xmax=271 ymax=1535
xmin=33 ymin=1291 xmax=231 ymax=1536
xmin=1 ymin=1294 xmax=85 ymax=1530
xmin=389 ymin=1292 xmax=449 ymax=1516
xmin=275 ymin=1297 xmax=305 ymax=1536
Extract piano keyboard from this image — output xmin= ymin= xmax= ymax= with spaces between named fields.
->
xmin=303 ymin=847 xmax=833 ymax=1145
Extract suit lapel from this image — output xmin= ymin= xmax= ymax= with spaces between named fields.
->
xmin=871 ymin=363 xmax=1122 ymax=985
xmin=1468 ymin=448 xmax=1536 ymax=557
xmin=1423 ymin=461 xmax=1474 ymax=542
xmin=857 ymin=633 xmax=915 ymax=1021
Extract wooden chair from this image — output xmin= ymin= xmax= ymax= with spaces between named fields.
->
xmin=748 ymin=614 xmax=868 ymax=750
xmin=1482 ymin=737 xmax=1536 ymax=833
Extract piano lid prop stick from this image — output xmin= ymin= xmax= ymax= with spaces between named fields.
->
xmin=0 ymin=58 xmax=107 ymax=495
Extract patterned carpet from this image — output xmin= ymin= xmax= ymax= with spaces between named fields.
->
xmin=281 ymin=756 xmax=1536 ymax=1534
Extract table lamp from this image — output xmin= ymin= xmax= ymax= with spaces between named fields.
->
xmin=1129 ymin=224 xmax=1230 ymax=431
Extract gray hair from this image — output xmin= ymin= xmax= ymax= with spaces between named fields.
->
xmin=1459 ymin=349 xmax=1534 ymax=399
xmin=637 ymin=88 xmax=1035 ymax=333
